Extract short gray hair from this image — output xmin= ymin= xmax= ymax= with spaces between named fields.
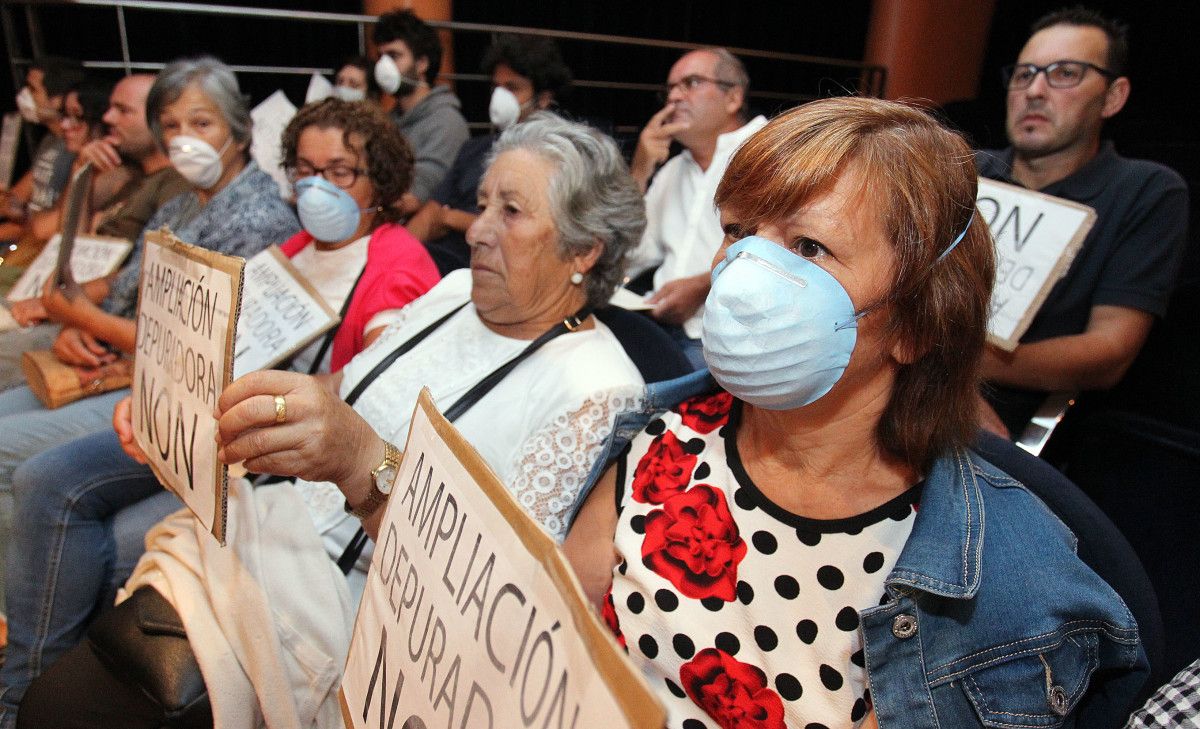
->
xmin=489 ymin=113 xmax=646 ymax=308
xmin=701 ymin=47 xmax=750 ymax=119
xmin=146 ymin=56 xmax=251 ymax=151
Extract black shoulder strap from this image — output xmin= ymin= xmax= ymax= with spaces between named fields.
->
xmin=335 ymin=304 xmax=591 ymax=574
xmin=341 ymin=302 xmax=467 ymax=407
xmin=303 ymin=264 xmax=368 ymax=376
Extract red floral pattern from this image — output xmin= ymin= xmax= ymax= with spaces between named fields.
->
xmin=601 ymin=587 xmax=626 ymax=650
xmin=679 ymin=648 xmax=786 ymax=729
xmin=630 ymin=431 xmax=697 ymax=504
xmin=677 ymin=391 xmax=733 ymax=434
xmin=642 ymin=485 xmax=747 ymax=600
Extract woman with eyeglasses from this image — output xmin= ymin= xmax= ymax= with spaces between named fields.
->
xmin=0 ymin=96 xmax=440 ymax=728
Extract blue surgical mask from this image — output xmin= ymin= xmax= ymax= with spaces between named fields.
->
xmin=294 ymin=176 xmax=366 ymax=243
xmin=702 ymin=236 xmax=860 ymax=410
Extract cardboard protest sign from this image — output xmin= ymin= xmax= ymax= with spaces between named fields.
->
xmin=250 ymin=90 xmax=297 ymax=199
xmin=978 ymin=177 xmax=1096 ymax=350
xmin=232 ymin=246 xmax=339 ymax=378
xmin=5 ymin=233 xmax=133 ymax=303
xmin=132 ymin=229 xmax=243 ymax=544
xmin=340 ymin=390 xmax=665 ymax=729
xmin=0 ymin=113 xmax=20 ymax=190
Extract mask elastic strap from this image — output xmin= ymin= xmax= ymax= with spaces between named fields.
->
xmin=937 ymin=213 xmax=974 ymax=262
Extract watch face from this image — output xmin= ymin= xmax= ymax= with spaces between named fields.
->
xmin=375 ymin=465 xmax=398 ymax=494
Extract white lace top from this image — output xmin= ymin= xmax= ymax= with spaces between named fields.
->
xmin=290 ymin=270 xmax=645 ymax=586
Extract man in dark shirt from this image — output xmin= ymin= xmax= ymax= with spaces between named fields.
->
xmin=372 ymin=10 xmax=468 ymax=213
xmin=977 ymin=8 xmax=1189 ymax=437
xmin=406 ymin=34 xmax=571 ymax=274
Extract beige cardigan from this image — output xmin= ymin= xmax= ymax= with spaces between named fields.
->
xmin=122 ymin=477 xmax=353 ymax=728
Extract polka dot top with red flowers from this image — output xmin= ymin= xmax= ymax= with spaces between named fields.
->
xmin=606 ymin=391 xmax=921 ymax=729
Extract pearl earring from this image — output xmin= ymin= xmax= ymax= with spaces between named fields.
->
xmin=570 ymin=272 xmax=583 ymax=285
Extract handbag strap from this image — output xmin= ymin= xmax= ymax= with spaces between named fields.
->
xmin=342 ymin=302 xmax=468 ymax=407
xmin=303 ymin=264 xmax=367 ymax=376
xmin=335 ymin=303 xmax=592 ymax=574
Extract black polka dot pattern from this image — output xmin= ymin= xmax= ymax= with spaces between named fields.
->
xmin=754 ymin=625 xmax=778 ymax=651
xmin=851 ymin=697 xmax=868 ymax=721
xmin=796 ymin=620 xmax=818 ymax=644
xmin=638 ymin=634 xmax=658 ymax=658
xmin=817 ymin=565 xmax=845 ymax=590
xmin=863 ymin=551 xmax=885 ymax=574
xmin=645 ymin=418 xmax=665 ymax=435
xmin=776 ymin=673 xmax=802 ymax=701
xmin=715 ymin=632 xmax=740 ymax=655
xmin=820 ymin=664 xmax=844 ymax=691
xmin=733 ymin=487 xmax=756 ymax=510
xmin=752 ymin=530 xmax=778 ymax=555
xmin=673 ymin=633 xmax=695 ymax=659
xmin=797 ymin=529 xmax=821 ymax=546
xmin=835 ymin=606 xmax=860 ymax=631
xmin=608 ymin=398 xmax=919 ymax=728
xmin=736 ymin=581 xmax=755 ymax=605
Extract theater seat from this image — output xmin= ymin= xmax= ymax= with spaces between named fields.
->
xmin=595 ymin=305 xmax=692 ymax=383
xmin=974 ymin=430 xmax=1165 ymax=726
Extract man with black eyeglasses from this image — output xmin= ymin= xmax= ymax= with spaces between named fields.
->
xmin=624 ymin=48 xmax=767 ymax=369
xmin=976 ymin=7 xmax=1189 ymax=439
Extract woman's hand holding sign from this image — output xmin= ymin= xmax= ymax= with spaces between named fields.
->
xmin=214 ymin=369 xmax=384 ymax=493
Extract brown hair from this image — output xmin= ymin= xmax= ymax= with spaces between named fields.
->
xmin=280 ymin=98 xmax=413 ymax=222
xmin=715 ymin=97 xmax=995 ymax=472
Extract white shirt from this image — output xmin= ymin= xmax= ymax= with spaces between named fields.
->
xmin=286 ymin=234 xmax=369 ymax=374
xmin=627 ymin=115 xmax=768 ymax=338
xmin=289 ymin=270 xmax=644 ymax=597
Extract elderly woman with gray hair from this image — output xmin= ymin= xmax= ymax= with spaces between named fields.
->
xmin=18 ymin=113 xmax=650 ymax=727
xmin=0 ymin=55 xmax=297 ymax=507
xmin=0 ymin=57 xmax=296 ymax=727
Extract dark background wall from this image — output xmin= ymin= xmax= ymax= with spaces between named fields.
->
xmin=2 ymin=0 xmax=1190 ymax=160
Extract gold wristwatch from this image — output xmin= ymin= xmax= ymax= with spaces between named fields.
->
xmin=345 ymin=441 xmax=402 ymax=520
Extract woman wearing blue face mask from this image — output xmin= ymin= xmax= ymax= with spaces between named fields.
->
xmin=0 ymin=97 xmax=440 ymax=728
xmin=565 ymin=98 xmax=1147 ymax=728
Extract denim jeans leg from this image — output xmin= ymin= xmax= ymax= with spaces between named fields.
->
xmin=0 ymin=430 xmax=164 ymax=726
xmin=0 ymin=387 xmax=128 ymax=612
xmin=106 ymin=489 xmax=183 ymax=607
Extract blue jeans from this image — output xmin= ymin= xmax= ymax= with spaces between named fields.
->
xmin=0 ymin=386 xmax=129 ymax=613
xmin=0 ymin=430 xmax=181 ymax=728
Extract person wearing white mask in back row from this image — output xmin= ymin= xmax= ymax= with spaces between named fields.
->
xmin=407 ymin=33 xmax=572 ymax=274
xmin=0 ymin=57 xmax=85 ymax=259
xmin=372 ymin=9 xmax=468 ymax=216
xmin=0 ymin=56 xmax=298 ymax=591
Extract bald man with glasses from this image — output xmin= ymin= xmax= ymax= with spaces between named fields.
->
xmin=624 ymin=48 xmax=767 ymax=368
xmin=976 ymin=7 xmax=1189 ymax=438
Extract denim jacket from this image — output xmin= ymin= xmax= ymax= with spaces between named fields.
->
xmin=576 ymin=370 xmax=1147 ymax=728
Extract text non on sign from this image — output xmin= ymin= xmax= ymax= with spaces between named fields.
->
xmin=977 ymin=177 xmax=1096 ymax=350
xmin=132 ymin=229 xmax=243 ymax=544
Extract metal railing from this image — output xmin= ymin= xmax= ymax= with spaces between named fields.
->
xmin=1 ymin=0 xmax=887 ymax=138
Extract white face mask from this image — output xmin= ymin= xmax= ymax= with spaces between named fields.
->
xmin=373 ymin=54 xmax=422 ymax=97
xmin=333 ymin=85 xmax=367 ymax=103
xmin=488 ymin=86 xmax=524 ymax=131
xmin=168 ymin=135 xmax=231 ymax=189
xmin=15 ymin=87 xmax=41 ymax=124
